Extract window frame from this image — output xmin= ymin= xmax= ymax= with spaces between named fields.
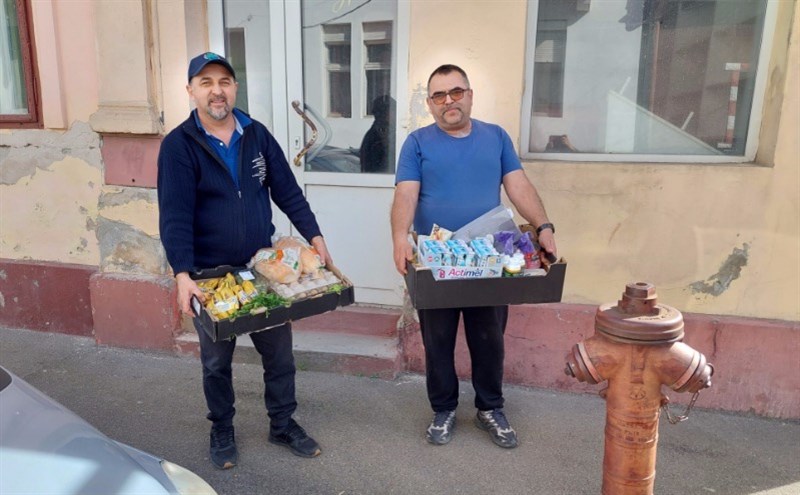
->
xmin=0 ymin=0 xmax=41 ymax=128
xmin=362 ymin=20 xmax=393 ymax=117
xmin=519 ymin=0 xmax=779 ymax=163
xmin=323 ymin=23 xmax=352 ymax=118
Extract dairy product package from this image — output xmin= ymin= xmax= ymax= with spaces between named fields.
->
xmin=445 ymin=239 xmax=475 ymax=267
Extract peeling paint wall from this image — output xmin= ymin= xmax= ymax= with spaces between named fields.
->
xmin=0 ymin=124 xmax=166 ymax=276
xmin=96 ymin=187 xmax=166 ymax=275
xmin=690 ymin=244 xmax=749 ymax=297
xmin=1 ymin=123 xmax=102 ymax=265
xmin=2 ymin=0 xmax=797 ymax=325
xmin=0 ymin=126 xmax=165 ymax=275
xmin=407 ymin=1 xmax=800 ymax=322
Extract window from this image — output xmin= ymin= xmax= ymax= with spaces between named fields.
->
xmin=225 ymin=27 xmax=249 ymax=114
xmin=324 ymin=24 xmax=351 ymax=118
xmin=0 ymin=0 xmax=40 ymax=127
xmin=363 ymin=21 xmax=392 ymax=116
xmin=522 ymin=0 xmax=775 ymax=161
xmin=533 ymin=20 xmax=566 ymax=118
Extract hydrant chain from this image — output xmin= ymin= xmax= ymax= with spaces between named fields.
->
xmin=661 ymin=392 xmax=701 ymax=425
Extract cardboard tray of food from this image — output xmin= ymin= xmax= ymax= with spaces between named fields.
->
xmin=190 ymin=264 xmax=354 ymax=342
xmin=403 ymin=259 xmax=567 ymax=310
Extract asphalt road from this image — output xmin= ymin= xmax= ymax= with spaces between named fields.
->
xmin=1 ymin=326 xmax=798 ymax=495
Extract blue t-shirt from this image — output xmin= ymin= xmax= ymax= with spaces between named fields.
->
xmin=395 ymin=119 xmax=522 ymax=234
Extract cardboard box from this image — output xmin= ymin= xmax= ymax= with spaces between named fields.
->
xmin=404 ymin=259 xmax=567 ymax=310
xmin=190 ymin=264 xmax=354 ymax=342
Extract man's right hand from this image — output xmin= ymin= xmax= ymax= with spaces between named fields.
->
xmin=175 ymin=272 xmax=205 ymax=317
xmin=390 ymin=182 xmax=420 ymax=276
xmin=393 ymin=236 xmax=414 ymax=275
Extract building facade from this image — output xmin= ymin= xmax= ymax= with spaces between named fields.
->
xmin=1 ymin=0 xmax=798 ymax=418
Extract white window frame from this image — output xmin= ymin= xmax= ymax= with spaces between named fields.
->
xmin=519 ymin=0 xmax=779 ymax=164
xmin=362 ymin=20 xmax=392 ymax=117
xmin=323 ymin=23 xmax=352 ymax=118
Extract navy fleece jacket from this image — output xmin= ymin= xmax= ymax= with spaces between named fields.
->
xmin=157 ymin=109 xmax=321 ymax=274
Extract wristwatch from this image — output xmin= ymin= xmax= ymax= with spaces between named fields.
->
xmin=536 ymin=223 xmax=555 ymax=235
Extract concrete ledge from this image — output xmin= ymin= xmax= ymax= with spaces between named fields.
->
xmin=176 ymin=328 xmax=401 ymax=379
xmin=291 ymin=305 xmax=401 ymax=337
xmin=0 ymin=259 xmax=96 ymax=336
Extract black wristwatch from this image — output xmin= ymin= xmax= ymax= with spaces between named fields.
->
xmin=536 ymin=223 xmax=555 ymax=235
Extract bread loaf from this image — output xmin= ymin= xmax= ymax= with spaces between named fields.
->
xmin=274 ymin=236 xmax=324 ymax=277
xmin=251 ymin=247 xmax=301 ymax=284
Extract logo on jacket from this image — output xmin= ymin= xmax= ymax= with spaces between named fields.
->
xmin=251 ymin=152 xmax=267 ymax=185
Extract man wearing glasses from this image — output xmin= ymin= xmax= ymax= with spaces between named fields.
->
xmin=391 ymin=64 xmax=557 ymax=449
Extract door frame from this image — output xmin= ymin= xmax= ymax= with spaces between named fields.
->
xmin=208 ymin=0 xmax=410 ymax=190
xmin=206 ymin=0 xmax=411 ymax=306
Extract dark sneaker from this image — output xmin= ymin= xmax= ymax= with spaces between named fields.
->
xmin=426 ymin=410 xmax=456 ymax=445
xmin=475 ymin=408 xmax=518 ymax=449
xmin=268 ymin=419 xmax=321 ymax=458
xmin=210 ymin=425 xmax=238 ymax=469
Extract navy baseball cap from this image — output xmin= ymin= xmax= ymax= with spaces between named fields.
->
xmin=187 ymin=52 xmax=236 ymax=82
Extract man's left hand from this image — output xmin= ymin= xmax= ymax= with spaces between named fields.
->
xmin=538 ymin=230 xmax=557 ymax=261
xmin=310 ymin=235 xmax=333 ymax=267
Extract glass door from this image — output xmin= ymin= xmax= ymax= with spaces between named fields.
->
xmin=209 ymin=0 xmax=407 ymax=306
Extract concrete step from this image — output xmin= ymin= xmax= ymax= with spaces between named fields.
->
xmin=175 ymin=305 xmax=403 ymax=379
xmin=291 ymin=304 xmax=401 ymax=338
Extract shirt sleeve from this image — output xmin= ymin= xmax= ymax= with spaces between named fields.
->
xmin=499 ymin=127 xmax=523 ymax=177
xmin=395 ymin=133 xmax=422 ymax=184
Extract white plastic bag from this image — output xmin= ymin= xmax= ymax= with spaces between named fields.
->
xmin=452 ymin=205 xmax=521 ymax=241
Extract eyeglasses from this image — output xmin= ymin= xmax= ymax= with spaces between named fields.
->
xmin=428 ymin=87 xmax=470 ymax=105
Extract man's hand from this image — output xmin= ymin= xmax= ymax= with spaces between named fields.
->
xmin=310 ymin=235 xmax=333 ymax=267
xmin=175 ymin=272 xmax=205 ymax=317
xmin=537 ymin=229 xmax=557 ymax=261
xmin=390 ymin=181 xmax=420 ymax=275
xmin=393 ymin=235 xmax=414 ymax=275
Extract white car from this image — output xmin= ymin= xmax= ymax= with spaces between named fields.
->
xmin=0 ymin=365 xmax=217 ymax=495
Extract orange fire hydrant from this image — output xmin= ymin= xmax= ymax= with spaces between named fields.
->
xmin=565 ymin=282 xmax=713 ymax=495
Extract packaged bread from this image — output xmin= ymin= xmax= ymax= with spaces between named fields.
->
xmin=251 ymin=247 xmax=301 ymax=284
xmin=274 ymin=236 xmax=324 ymax=278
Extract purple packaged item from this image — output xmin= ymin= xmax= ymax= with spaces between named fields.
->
xmin=516 ymin=231 xmax=535 ymax=254
xmin=494 ymin=231 xmax=516 ymax=255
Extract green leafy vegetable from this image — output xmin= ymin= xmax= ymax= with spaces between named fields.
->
xmin=326 ymin=283 xmax=344 ymax=295
xmin=233 ymin=291 xmax=289 ymax=318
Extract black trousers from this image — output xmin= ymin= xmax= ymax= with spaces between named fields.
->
xmin=417 ymin=305 xmax=509 ymax=412
xmin=194 ymin=321 xmax=297 ymax=432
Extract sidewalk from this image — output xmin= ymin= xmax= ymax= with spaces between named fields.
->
xmin=1 ymin=326 xmax=798 ymax=495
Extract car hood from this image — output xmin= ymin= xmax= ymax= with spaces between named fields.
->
xmin=0 ymin=367 xmax=174 ymax=495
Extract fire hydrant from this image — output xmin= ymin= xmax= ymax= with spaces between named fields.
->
xmin=565 ymin=282 xmax=714 ymax=495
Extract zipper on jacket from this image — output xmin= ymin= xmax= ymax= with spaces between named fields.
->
xmin=185 ymin=121 xmax=246 ymax=257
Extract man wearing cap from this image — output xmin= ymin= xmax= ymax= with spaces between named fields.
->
xmin=157 ymin=52 xmax=330 ymax=469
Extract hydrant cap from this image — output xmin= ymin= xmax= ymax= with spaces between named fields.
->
xmin=595 ymin=282 xmax=685 ymax=344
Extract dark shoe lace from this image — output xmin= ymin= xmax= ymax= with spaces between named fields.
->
xmin=211 ymin=425 xmax=235 ymax=449
xmin=270 ymin=419 xmax=320 ymax=457
xmin=432 ymin=410 xmax=455 ymax=427
xmin=284 ymin=420 xmax=308 ymax=441
xmin=488 ymin=409 xmax=511 ymax=430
